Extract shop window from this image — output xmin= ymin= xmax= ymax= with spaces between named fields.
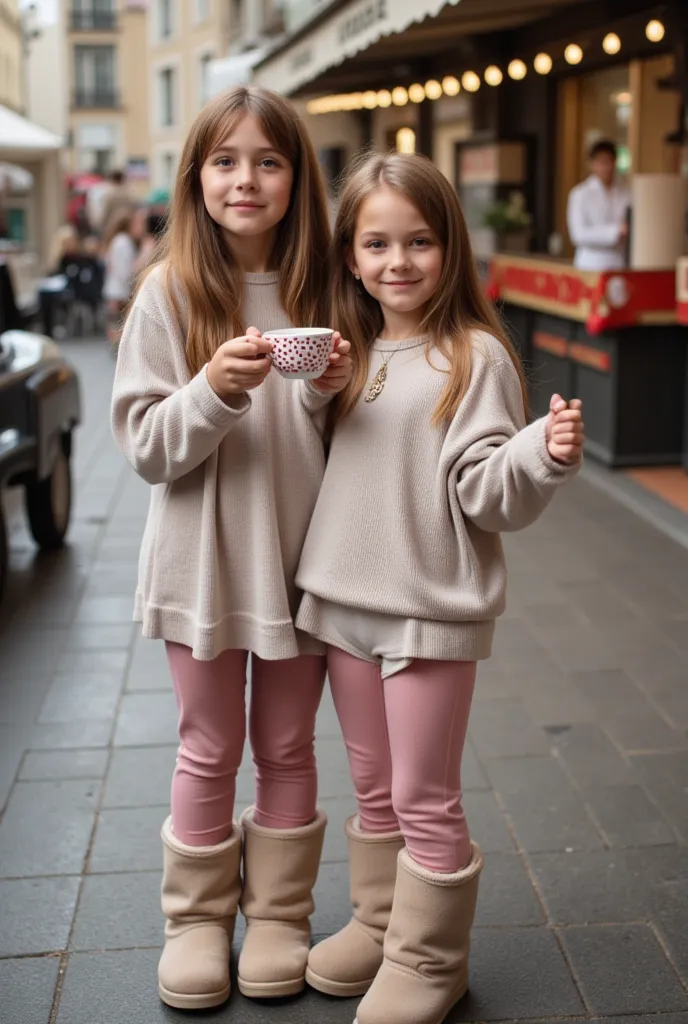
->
xmin=159 ymin=66 xmax=177 ymax=127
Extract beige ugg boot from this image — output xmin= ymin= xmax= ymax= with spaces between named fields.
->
xmin=158 ymin=816 xmax=242 ymax=1010
xmin=354 ymin=843 xmax=484 ymax=1024
xmin=237 ymin=807 xmax=327 ymax=998
xmin=306 ymin=815 xmax=404 ymax=996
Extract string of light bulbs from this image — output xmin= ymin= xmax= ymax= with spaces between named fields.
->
xmin=306 ymin=18 xmax=667 ymax=115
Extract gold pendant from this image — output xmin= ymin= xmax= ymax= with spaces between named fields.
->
xmin=365 ymin=363 xmax=388 ymax=402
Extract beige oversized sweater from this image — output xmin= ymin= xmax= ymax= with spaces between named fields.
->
xmin=111 ymin=268 xmax=331 ymax=661
xmin=296 ymin=332 xmax=580 ymax=661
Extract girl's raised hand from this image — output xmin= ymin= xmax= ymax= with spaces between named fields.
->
xmin=206 ymin=325 xmax=274 ymax=400
xmin=311 ymin=332 xmax=353 ymax=395
xmin=545 ymin=394 xmax=584 ymax=465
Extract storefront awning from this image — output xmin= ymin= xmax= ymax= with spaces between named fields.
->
xmin=253 ymin=0 xmax=462 ymax=96
xmin=0 ymin=105 xmax=62 ymax=159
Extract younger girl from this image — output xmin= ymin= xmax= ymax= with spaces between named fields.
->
xmin=296 ymin=152 xmax=584 ymax=1024
xmin=111 ymin=88 xmax=351 ymax=1012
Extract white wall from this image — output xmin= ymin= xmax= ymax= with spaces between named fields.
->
xmin=25 ymin=22 xmax=67 ymax=140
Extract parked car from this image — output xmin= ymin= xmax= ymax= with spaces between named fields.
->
xmin=0 ymin=328 xmax=81 ymax=600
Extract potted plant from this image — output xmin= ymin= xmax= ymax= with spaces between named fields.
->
xmin=482 ymin=191 xmax=532 ymax=253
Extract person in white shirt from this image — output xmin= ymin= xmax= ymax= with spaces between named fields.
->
xmin=567 ymin=139 xmax=631 ymax=271
xmin=103 ymin=211 xmax=138 ymax=345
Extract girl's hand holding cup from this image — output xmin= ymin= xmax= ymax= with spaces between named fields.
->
xmin=207 ymin=326 xmax=274 ymax=400
xmin=546 ymin=394 xmax=584 ymax=465
xmin=312 ymin=332 xmax=353 ymax=395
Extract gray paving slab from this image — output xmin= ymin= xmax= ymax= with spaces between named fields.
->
xmin=70 ymin=871 xmax=163 ymax=951
xmin=19 ymin=749 xmax=109 ymax=781
xmin=113 ymin=691 xmax=179 ymax=747
xmin=0 ymin=876 xmax=81 ymax=955
xmin=102 ymin=746 xmax=176 ymax=808
xmin=0 ymin=780 xmax=99 ymax=877
xmin=0 ymin=956 xmax=61 ymax=1024
xmin=560 ymin=923 xmax=688 ymax=1015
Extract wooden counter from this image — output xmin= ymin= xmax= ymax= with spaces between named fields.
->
xmin=485 ymin=254 xmax=687 ymax=469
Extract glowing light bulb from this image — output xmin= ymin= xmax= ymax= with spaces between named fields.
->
xmin=408 ymin=83 xmax=425 ymax=103
xmin=396 ymin=127 xmax=416 ymax=154
xmin=442 ymin=75 xmax=460 ymax=96
xmin=462 ymin=71 xmax=481 ymax=93
xmin=565 ymin=44 xmax=583 ymax=65
xmin=534 ymin=52 xmax=553 ymax=74
xmin=362 ymin=90 xmax=378 ymax=109
xmin=603 ymin=33 xmax=621 ymax=55
xmin=376 ymin=89 xmax=392 ymax=108
xmin=646 ymin=19 xmax=665 ymax=42
xmin=508 ymin=60 xmax=527 ymax=81
xmin=424 ymin=79 xmax=443 ymax=100
xmin=392 ymin=86 xmax=409 ymax=106
xmin=485 ymin=65 xmax=504 ymax=86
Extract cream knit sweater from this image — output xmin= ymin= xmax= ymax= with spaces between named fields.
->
xmin=111 ymin=268 xmax=330 ymax=661
xmin=296 ymin=332 xmax=579 ymax=662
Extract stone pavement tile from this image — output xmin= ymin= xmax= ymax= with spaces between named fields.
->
xmin=569 ymin=670 xmax=686 ymax=752
xmin=462 ymin=739 xmax=490 ymax=791
xmin=317 ymin=687 xmax=345 ymax=739
xmin=72 ymin=594 xmax=138 ymax=625
xmin=103 ymin=747 xmax=176 ymax=808
xmin=486 ymin=757 xmax=603 ymax=852
xmin=490 ymin=616 xmax=546 ymax=659
xmin=552 ymin=723 xmax=633 ymax=789
xmin=113 ymin=692 xmax=179 ymax=746
xmin=57 ymin=949 xmax=359 ymax=1024
xmin=650 ymin=688 xmax=688 ymax=732
xmin=318 ymin=797 xmax=356 ymax=864
xmin=447 ymin=928 xmax=584 ymax=1021
xmin=631 ymin=752 xmax=688 ymax=842
xmin=0 ymin=667 xmax=56 ymax=725
xmin=590 ymin=1017 xmax=688 ymax=1024
xmin=0 ymin=723 xmax=31 ymax=810
xmin=83 ymin=561 xmax=139 ymax=596
xmin=462 ymin=791 xmax=517 ymax=853
xmin=0 ymin=780 xmax=99 ymax=877
xmin=71 ymin=871 xmax=163 ymax=951
xmin=560 ymin=923 xmax=688 ymax=1015
xmin=582 ymin=784 xmax=677 ymax=847
xmin=88 ymin=806 xmax=167 ymax=873
xmin=38 ymin=671 xmax=124 ymax=724
xmin=467 ymin=699 xmax=551 ymax=758
xmin=20 ymin=749 xmax=109 ymax=781
xmin=56 ymin=649 xmax=128 ymax=676
xmin=29 ymin=719 xmax=114 ymax=750
xmin=473 ymin=853 xmax=545 ymax=927
xmin=520 ymin=682 xmax=598 ymax=728
xmin=528 ymin=849 xmax=654 ymax=925
xmin=311 ymin=860 xmax=354 ymax=939
xmin=530 ymin=622 xmax=630 ymax=673
xmin=63 ymin=623 xmax=135 ymax=651
xmin=0 ymin=876 xmax=80 ymax=955
xmin=126 ymin=636 xmax=171 ymax=691
xmin=0 ymin=956 xmax=61 ymax=1024
xmin=624 ymin=643 xmax=687 ymax=693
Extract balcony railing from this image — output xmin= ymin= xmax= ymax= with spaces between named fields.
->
xmin=70 ymin=10 xmax=118 ymax=31
xmin=72 ymin=89 xmax=120 ymax=109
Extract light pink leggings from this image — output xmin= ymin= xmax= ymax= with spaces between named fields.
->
xmin=166 ymin=643 xmax=325 ymax=846
xmin=328 ymin=647 xmax=477 ymax=873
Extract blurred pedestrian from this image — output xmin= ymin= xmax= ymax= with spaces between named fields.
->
xmin=111 ymin=86 xmax=351 ymax=1012
xmin=98 ymin=169 xmax=136 ymax=238
xmin=132 ymin=210 xmax=167 ymax=276
xmin=103 ymin=212 xmax=137 ymax=344
xmin=567 ymin=139 xmax=631 ymax=270
xmin=297 ymin=152 xmax=584 ymax=1024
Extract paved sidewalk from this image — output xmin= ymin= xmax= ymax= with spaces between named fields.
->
xmin=1 ymin=338 xmax=687 ymax=1024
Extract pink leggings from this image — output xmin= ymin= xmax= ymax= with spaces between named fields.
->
xmin=328 ymin=647 xmax=477 ymax=873
xmin=166 ymin=643 xmax=325 ymax=846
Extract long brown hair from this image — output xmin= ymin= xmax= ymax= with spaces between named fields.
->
xmin=330 ymin=151 xmax=527 ymax=426
xmin=144 ymin=87 xmax=331 ymax=376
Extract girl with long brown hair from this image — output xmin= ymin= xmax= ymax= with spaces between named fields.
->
xmin=111 ymin=87 xmax=351 ymax=1012
xmin=295 ymin=152 xmax=584 ymax=1024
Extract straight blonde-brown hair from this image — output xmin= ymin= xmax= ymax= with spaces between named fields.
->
xmin=330 ymin=151 xmax=528 ymax=426
xmin=142 ymin=87 xmax=331 ymax=376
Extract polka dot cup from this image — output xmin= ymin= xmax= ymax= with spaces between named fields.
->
xmin=263 ymin=327 xmax=334 ymax=380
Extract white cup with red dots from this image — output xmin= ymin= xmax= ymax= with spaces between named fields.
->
xmin=262 ymin=327 xmax=334 ymax=380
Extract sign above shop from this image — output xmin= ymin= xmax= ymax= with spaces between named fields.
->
xmin=253 ymin=0 xmax=462 ymax=96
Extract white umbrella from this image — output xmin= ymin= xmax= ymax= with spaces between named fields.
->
xmin=0 ymin=163 xmax=34 ymax=193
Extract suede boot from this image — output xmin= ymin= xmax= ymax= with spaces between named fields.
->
xmin=158 ymin=817 xmax=242 ymax=1010
xmin=238 ymin=807 xmax=326 ymax=998
xmin=306 ymin=815 xmax=404 ymax=996
xmin=354 ymin=843 xmax=484 ymax=1024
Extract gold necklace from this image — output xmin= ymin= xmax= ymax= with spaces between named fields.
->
xmin=365 ymin=349 xmax=399 ymax=403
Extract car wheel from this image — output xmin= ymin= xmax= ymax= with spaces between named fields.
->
xmin=0 ymin=508 xmax=7 ymax=602
xmin=25 ymin=441 xmax=72 ymax=551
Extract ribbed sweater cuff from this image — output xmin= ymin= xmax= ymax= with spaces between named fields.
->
xmin=300 ymin=379 xmax=334 ymax=414
xmin=187 ymin=366 xmax=252 ymax=427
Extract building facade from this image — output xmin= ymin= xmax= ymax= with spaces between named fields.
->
xmin=64 ymin=0 xmax=149 ymax=194
xmin=0 ymin=0 xmax=25 ymax=114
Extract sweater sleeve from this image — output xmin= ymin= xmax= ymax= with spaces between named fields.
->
xmin=111 ymin=304 xmax=251 ymax=485
xmin=454 ymin=356 xmax=580 ymax=533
